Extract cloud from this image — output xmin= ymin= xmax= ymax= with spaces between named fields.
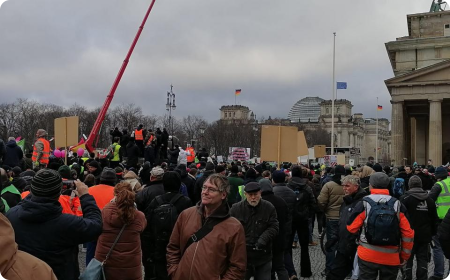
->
xmin=0 ymin=0 xmax=433 ymax=122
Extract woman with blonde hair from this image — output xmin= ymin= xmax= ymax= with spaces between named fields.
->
xmin=95 ymin=182 xmax=147 ymax=280
xmin=358 ymin=165 xmax=375 ymax=194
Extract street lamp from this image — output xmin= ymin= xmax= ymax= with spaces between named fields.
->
xmin=166 ymin=85 xmax=176 ymax=148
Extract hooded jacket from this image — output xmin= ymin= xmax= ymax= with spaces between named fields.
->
xmin=317 ymin=179 xmax=345 ymax=219
xmin=261 ymin=181 xmax=290 ymax=252
xmin=135 ymin=180 xmax=165 ymax=212
xmin=6 ymin=194 xmax=103 ymax=280
xmin=287 ymin=177 xmax=317 ymax=221
xmin=167 ymin=202 xmax=247 ymax=280
xmin=400 ymin=188 xmax=437 ymax=242
xmin=337 ymin=187 xmax=367 ymax=255
xmin=123 ymin=171 xmax=143 ymax=193
xmin=4 ymin=140 xmax=23 ymax=168
xmin=0 ymin=214 xmax=57 ymax=280
xmin=95 ymin=201 xmax=147 ymax=280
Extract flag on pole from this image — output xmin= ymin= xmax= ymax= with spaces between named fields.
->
xmin=235 ymin=89 xmax=241 ymax=95
xmin=377 ymin=105 xmax=383 ymax=111
xmin=336 ymin=82 xmax=347 ymax=89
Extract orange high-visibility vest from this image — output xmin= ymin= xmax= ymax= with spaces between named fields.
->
xmin=32 ymin=138 xmax=50 ymax=165
xmin=187 ymin=147 xmax=195 ymax=162
xmin=146 ymin=134 xmax=154 ymax=146
xmin=135 ymin=129 xmax=143 ymax=141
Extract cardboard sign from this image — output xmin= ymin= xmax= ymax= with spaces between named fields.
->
xmin=260 ymin=125 xmax=300 ymax=163
xmin=297 ymin=131 xmax=308 ymax=156
xmin=54 ymin=116 xmax=79 ymax=148
xmin=314 ymin=145 xmax=326 ymax=158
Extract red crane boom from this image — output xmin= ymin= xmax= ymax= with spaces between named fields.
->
xmin=85 ymin=0 xmax=157 ymax=153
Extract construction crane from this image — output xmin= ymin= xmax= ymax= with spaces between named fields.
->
xmin=85 ymin=0 xmax=157 ymax=153
xmin=430 ymin=0 xmax=447 ymax=12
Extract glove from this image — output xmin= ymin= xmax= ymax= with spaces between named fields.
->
xmin=33 ymin=161 xmax=40 ymax=168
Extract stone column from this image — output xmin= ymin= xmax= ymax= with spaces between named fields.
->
xmin=429 ymin=99 xmax=443 ymax=165
xmin=391 ymin=101 xmax=405 ymax=165
xmin=349 ymin=132 xmax=354 ymax=147
xmin=337 ymin=132 xmax=342 ymax=147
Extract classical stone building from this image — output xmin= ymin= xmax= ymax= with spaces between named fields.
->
xmin=289 ymin=98 xmax=391 ymax=164
xmin=385 ymin=10 xmax=450 ymax=165
xmin=220 ymin=105 xmax=254 ymax=123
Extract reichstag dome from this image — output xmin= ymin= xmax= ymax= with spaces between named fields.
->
xmin=288 ymin=97 xmax=324 ymax=122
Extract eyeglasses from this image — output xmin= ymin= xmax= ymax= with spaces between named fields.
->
xmin=201 ymin=186 xmax=221 ymax=193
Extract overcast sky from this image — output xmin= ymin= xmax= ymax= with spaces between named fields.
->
xmin=0 ymin=0 xmax=432 ymax=122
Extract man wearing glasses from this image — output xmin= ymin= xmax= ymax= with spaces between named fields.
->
xmin=167 ymin=174 xmax=247 ymax=280
xmin=230 ymin=182 xmax=279 ymax=280
xmin=327 ymin=175 xmax=367 ymax=280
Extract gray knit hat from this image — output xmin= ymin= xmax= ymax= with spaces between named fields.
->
xmin=31 ymin=169 xmax=62 ymax=199
xmin=408 ymin=175 xmax=422 ymax=189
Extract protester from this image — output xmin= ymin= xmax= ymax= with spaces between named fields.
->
xmin=85 ymin=167 xmax=117 ymax=265
xmin=167 ymin=174 xmax=247 ymax=279
xmin=346 ymin=172 xmax=414 ymax=280
xmin=109 ymin=137 xmax=122 ymax=168
xmin=230 ymin=182 xmax=279 ymax=280
xmin=193 ymin=162 xmax=215 ymax=203
xmin=0 ymin=213 xmax=57 ymax=280
xmin=141 ymin=171 xmax=191 ymax=280
xmin=95 ymin=182 xmax=146 ymax=280
xmin=400 ymin=175 xmax=437 ymax=280
xmin=135 ymin=167 xmax=166 ymax=212
xmin=317 ymin=165 xmax=346 ymax=276
xmin=327 ymin=175 xmax=366 ymax=280
xmin=438 ymin=209 xmax=450 ymax=259
xmin=260 ymin=179 xmax=290 ymax=280
xmin=4 ymin=137 xmax=23 ymax=168
xmin=1 ymin=167 xmax=21 ymax=211
xmin=6 ymin=169 xmax=102 ymax=280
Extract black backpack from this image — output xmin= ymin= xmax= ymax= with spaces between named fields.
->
xmin=363 ymin=197 xmax=401 ymax=246
xmin=149 ymin=194 xmax=183 ymax=260
xmin=293 ymin=184 xmax=310 ymax=221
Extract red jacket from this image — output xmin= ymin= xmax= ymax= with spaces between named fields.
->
xmin=347 ymin=189 xmax=414 ymax=266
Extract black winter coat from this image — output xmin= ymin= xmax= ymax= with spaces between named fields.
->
xmin=400 ymin=188 xmax=437 ymax=243
xmin=230 ymin=199 xmax=279 ymax=266
xmin=360 ymin=176 xmax=370 ymax=195
xmin=287 ymin=177 xmax=317 ymax=222
xmin=135 ymin=181 xmax=165 ymax=212
xmin=168 ymin=148 xmax=179 ymax=165
xmin=126 ymin=142 xmax=140 ymax=168
xmin=337 ymin=187 xmax=367 ymax=255
xmin=6 ymin=194 xmax=103 ymax=280
xmin=4 ymin=140 xmax=23 ymax=168
xmin=262 ymin=191 xmax=289 ymax=253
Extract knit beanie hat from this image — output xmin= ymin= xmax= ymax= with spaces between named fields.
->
xmin=58 ymin=165 xmax=71 ymax=179
xmin=435 ymin=166 xmax=448 ymax=180
xmin=89 ymin=160 xmax=100 ymax=169
xmin=100 ymin=168 xmax=117 ymax=184
xmin=205 ymin=162 xmax=215 ymax=171
xmin=31 ymin=169 xmax=62 ymax=199
xmin=408 ymin=175 xmax=422 ymax=189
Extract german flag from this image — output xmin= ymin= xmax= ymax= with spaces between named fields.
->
xmin=377 ymin=105 xmax=382 ymax=111
xmin=235 ymin=89 xmax=241 ymax=96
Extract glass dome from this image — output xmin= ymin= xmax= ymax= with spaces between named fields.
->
xmin=288 ymin=97 xmax=324 ymax=122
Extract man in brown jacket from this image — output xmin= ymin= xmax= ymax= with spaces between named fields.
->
xmin=167 ymin=174 xmax=247 ymax=280
xmin=0 ymin=214 xmax=57 ymax=280
xmin=317 ymin=165 xmax=346 ymax=276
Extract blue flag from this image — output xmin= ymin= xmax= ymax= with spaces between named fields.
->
xmin=337 ymin=82 xmax=347 ymax=89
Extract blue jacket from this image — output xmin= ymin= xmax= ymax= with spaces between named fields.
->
xmin=6 ymin=194 xmax=102 ymax=280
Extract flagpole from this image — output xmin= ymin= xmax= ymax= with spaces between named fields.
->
xmin=331 ymin=32 xmax=336 ymax=156
xmin=376 ymin=97 xmax=379 ymax=163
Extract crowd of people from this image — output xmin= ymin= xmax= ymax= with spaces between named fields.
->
xmin=0 ymin=128 xmax=450 ymax=280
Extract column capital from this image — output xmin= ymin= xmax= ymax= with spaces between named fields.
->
xmin=429 ymin=99 xmax=443 ymax=103
xmin=390 ymin=100 xmax=404 ymax=105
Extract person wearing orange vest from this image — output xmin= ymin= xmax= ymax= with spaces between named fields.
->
xmin=85 ymin=167 xmax=117 ymax=266
xmin=186 ymin=144 xmax=195 ymax=165
xmin=134 ymin=124 xmax=145 ymax=157
xmin=32 ymin=129 xmax=50 ymax=169
xmin=347 ymin=172 xmax=414 ymax=280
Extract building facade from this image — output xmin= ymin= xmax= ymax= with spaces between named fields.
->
xmin=385 ymin=10 xmax=450 ymax=166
